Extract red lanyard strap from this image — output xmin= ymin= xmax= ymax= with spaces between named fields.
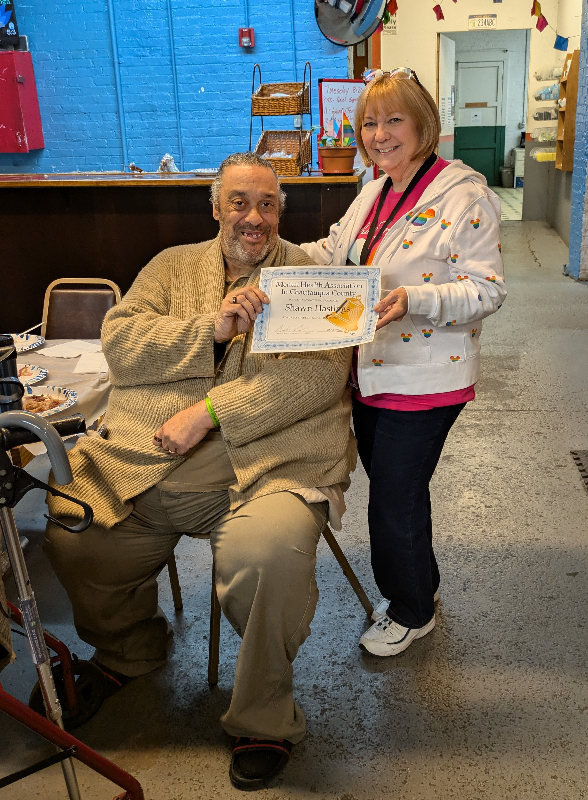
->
xmin=360 ymin=153 xmax=437 ymax=265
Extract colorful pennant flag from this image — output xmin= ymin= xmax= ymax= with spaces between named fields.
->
xmin=341 ymin=112 xmax=355 ymax=145
xmin=433 ymin=4 xmax=444 ymax=20
xmin=536 ymin=14 xmax=548 ymax=31
xmin=531 ymin=0 xmax=541 ymax=16
xmin=554 ymin=34 xmax=569 ymax=51
xmin=324 ymin=118 xmax=335 ymax=138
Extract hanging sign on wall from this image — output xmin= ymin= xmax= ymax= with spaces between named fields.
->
xmin=382 ymin=16 xmax=397 ymax=36
xmin=0 ymin=2 xmax=19 ymax=46
xmin=318 ymin=79 xmax=365 ymax=171
xmin=468 ymin=14 xmax=498 ymax=30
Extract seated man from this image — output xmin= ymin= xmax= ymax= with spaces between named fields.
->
xmin=45 ymin=152 xmax=355 ymax=792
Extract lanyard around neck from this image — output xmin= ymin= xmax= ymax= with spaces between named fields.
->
xmin=360 ymin=152 xmax=437 ymax=265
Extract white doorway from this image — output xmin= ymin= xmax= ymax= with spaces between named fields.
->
xmin=438 ymin=29 xmax=530 ymax=219
xmin=455 ymin=60 xmax=505 ymax=128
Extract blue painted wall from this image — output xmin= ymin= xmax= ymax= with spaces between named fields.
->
xmin=568 ymin=0 xmax=588 ymax=279
xmin=0 ymin=0 xmax=346 ymax=173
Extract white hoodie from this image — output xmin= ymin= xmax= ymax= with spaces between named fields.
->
xmin=301 ymin=160 xmax=506 ymax=397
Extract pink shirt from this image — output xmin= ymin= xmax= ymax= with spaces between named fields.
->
xmin=352 ymin=157 xmax=475 ymax=411
xmin=356 ymin=157 xmax=450 ymax=264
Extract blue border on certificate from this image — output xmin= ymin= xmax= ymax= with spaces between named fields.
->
xmin=252 ymin=266 xmax=381 ymax=352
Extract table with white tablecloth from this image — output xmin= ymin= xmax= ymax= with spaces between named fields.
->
xmin=15 ymin=339 xmax=111 ymax=455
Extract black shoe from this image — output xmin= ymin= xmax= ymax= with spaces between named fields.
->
xmin=229 ymin=737 xmax=292 ymax=791
xmin=89 ymin=656 xmax=133 ymax=698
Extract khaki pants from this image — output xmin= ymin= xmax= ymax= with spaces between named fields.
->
xmin=44 ymin=487 xmax=327 ymax=743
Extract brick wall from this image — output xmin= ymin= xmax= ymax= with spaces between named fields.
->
xmin=0 ymin=0 xmax=346 ymax=173
xmin=568 ymin=0 xmax=588 ymax=279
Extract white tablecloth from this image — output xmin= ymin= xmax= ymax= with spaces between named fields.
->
xmin=16 ymin=339 xmax=112 ymax=454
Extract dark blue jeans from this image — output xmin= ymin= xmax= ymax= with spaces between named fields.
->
xmin=352 ymin=399 xmax=465 ymax=629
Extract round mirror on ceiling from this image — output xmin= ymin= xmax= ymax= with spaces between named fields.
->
xmin=315 ymin=0 xmax=386 ymax=47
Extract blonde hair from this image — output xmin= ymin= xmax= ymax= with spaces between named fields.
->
xmin=354 ymin=74 xmax=441 ymax=167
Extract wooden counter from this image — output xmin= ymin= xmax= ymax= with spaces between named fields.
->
xmin=1 ymin=172 xmax=362 ymax=332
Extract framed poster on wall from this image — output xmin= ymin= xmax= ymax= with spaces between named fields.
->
xmin=318 ymin=78 xmax=366 ymax=173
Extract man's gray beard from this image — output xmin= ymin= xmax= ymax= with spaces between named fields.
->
xmin=220 ymin=225 xmax=277 ymax=267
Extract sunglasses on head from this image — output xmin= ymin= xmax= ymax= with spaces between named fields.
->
xmin=362 ymin=67 xmax=422 ymax=87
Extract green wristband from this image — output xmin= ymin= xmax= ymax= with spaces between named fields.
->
xmin=205 ymin=396 xmax=220 ymax=428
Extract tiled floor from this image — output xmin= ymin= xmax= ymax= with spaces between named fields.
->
xmin=491 ymin=186 xmax=524 ymax=221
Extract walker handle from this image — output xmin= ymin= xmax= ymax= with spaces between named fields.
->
xmin=0 ymin=411 xmax=77 ymax=485
xmin=0 ymin=413 xmax=86 ymax=451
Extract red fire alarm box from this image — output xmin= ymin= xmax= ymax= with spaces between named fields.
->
xmin=0 ymin=51 xmax=44 ymax=153
xmin=239 ymin=27 xmax=255 ymax=47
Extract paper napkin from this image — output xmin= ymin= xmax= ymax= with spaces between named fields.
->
xmin=42 ymin=341 xmax=103 ymax=358
xmin=73 ymin=352 xmax=109 ymax=374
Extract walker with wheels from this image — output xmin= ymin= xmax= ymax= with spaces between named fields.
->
xmin=0 ymin=333 xmax=144 ymax=800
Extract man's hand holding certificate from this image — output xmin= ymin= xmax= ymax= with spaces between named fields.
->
xmin=250 ymin=267 xmax=381 ymax=353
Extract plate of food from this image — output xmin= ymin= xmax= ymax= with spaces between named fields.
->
xmin=18 ymin=364 xmax=48 ymax=386
xmin=10 ymin=333 xmax=46 ymax=353
xmin=22 ymin=385 xmax=77 ymax=417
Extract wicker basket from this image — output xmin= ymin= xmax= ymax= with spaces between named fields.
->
xmin=254 ymin=130 xmax=312 ymax=176
xmin=251 ymin=82 xmax=310 ymax=116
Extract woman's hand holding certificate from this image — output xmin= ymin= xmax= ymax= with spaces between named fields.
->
xmin=250 ymin=266 xmax=381 ymax=353
xmin=374 ymin=286 xmax=409 ymax=329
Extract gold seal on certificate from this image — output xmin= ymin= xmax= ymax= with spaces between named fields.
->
xmin=325 ymin=295 xmax=365 ymax=332
xmin=251 ymin=267 xmax=381 ymax=353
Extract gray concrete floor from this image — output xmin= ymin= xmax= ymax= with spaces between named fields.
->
xmin=2 ymin=220 xmax=588 ymax=799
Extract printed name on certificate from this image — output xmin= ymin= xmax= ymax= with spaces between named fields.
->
xmin=251 ymin=266 xmax=381 ymax=353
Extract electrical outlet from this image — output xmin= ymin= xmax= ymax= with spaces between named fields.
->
xmin=293 ymin=115 xmax=302 ymax=129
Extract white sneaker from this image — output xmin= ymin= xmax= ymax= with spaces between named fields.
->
xmin=360 ymin=614 xmax=436 ymax=657
xmin=371 ymin=589 xmax=440 ymax=623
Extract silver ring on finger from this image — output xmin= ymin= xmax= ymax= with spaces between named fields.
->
xmin=232 ymin=295 xmax=239 ymax=304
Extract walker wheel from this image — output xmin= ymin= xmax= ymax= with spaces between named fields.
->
xmin=29 ymin=659 xmax=106 ymax=730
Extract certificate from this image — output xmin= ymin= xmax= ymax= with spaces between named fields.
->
xmin=250 ymin=266 xmax=381 ymax=353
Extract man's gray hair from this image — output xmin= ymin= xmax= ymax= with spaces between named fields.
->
xmin=210 ymin=152 xmax=286 ymax=215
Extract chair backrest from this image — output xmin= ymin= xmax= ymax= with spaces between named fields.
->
xmin=41 ymin=278 xmax=122 ymax=340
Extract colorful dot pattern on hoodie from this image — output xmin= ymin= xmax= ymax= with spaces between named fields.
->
xmin=351 ymin=157 xmax=450 ymax=267
xmin=411 ymin=208 xmax=436 ymax=226
xmin=350 ymin=157 xmax=476 ymax=411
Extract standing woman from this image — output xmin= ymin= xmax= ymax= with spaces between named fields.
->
xmin=301 ymin=69 xmax=506 ymax=657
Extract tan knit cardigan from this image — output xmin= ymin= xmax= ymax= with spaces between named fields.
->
xmin=48 ymin=236 xmax=356 ymax=529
